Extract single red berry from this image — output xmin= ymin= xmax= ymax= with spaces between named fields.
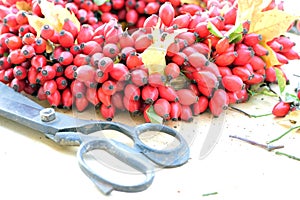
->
xmin=272 ymin=101 xmax=290 ymax=117
xmin=40 ymin=24 xmax=55 ymax=40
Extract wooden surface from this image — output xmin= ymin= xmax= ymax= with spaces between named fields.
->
xmin=1 ymin=35 xmax=300 ymax=200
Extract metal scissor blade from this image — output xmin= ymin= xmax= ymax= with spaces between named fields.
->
xmin=0 ymin=82 xmax=60 ymax=134
xmin=199 ymin=111 xmax=226 ymax=159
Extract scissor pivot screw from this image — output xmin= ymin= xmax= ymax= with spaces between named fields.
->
xmin=40 ymin=108 xmax=56 ymax=122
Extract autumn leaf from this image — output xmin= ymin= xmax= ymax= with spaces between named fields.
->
xmin=26 ymin=14 xmax=49 ymax=37
xmin=277 ymin=110 xmax=300 ymax=133
xmin=180 ymin=0 xmax=200 ymax=6
xmin=236 ymin=0 xmax=273 ymax=25
xmin=16 ymin=1 xmax=32 ymax=11
xmin=261 ymin=42 xmax=281 ymax=67
xmin=236 ymin=0 xmax=300 ymax=68
xmin=141 ymin=20 xmax=186 ymax=75
xmin=249 ymin=9 xmax=299 ymax=41
xmin=26 ymin=0 xmax=80 ymax=37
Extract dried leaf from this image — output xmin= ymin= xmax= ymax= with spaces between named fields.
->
xmin=236 ymin=0 xmax=300 ymax=68
xmin=249 ymin=9 xmax=299 ymax=42
xmin=26 ymin=0 xmax=80 ymax=37
xmin=277 ymin=110 xmax=300 ymax=131
xmin=26 ymin=15 xmax=49 ymax=37
xmin=236 ymin=0 xmax=272 ymax=25
xmin=141 ymin=27 xmax=186 ymax=75
xmin=261 ymin=41 xmax=281 ymax=68
xmin=180 ymin=0 xmax=200 ymax=6
xmin=16 ymin=1 xmax=32 ymax=11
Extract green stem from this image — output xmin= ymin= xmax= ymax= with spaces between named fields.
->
xmin=275 ymin=151 xmax=300 ymax=161
xmin=267 ymin=125 xmax=300 ymax=144
xmin=202 ymin=192 xmax=218 ymax=197
xmin=229 ymin=106 xmax=272 ymax=118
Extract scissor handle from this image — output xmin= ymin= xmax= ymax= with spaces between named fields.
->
xmin=77 ymin=139 xmax=155 ymax=194
xmin=132 ymin=123 xmax=190 ymax=167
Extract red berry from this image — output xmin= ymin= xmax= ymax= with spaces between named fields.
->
xmin=130 ymin=68 xmax=148 ymax=86
xmin=61 ymin=88 xmax=73 ymax=109
xmin=176 ymin=88 xmax=199 ymax=106
xmin=47 ymin=89 xmax=61 ymax=108
xmin=158 ymin=86 xmax=179 ymax=102
xmin=102 ymin=80 xmax=117 ymax=96
xmin=222 ymin=75 xmax=244 ymax=92
xmin=75 ymin=96 xmax=89 ymax=112
xmin=154 ymin=98 xmax=171 ymax=119
xmin=170 ymin=102 xmax=182 ymax=121
xmin=13 ymin=65 xmax=27 ymax=80
xmin=272 ymin=101 xmax=290 ymax=117
xmin=180 ymin=105 xmax=193 ymax=122
xmin=159 ymin=2 xmax=175 ymax=27
xmin=5 ymin=35 xmax=22 ymax=50
xmin=142 ymin=85 xmax=159 ymax=104
xmin=100 ymin=104 xmax=115 ymax=121
xmin=124 ymin=83 xmax=140 ymax=101
xmin=192 ymin=96 xmax=208 ymax=115
xmin=97 ymin=87 xmax=111 ymax=107
xmin=58 ymin=51 xmax=74 ymax=66
xmin=58 ymin=30 xmax=74 ymax=48
xmin=40 ymin=24 xmax=55 ymax=40
xmin=74 ymin=65 xmax=96 ymax=83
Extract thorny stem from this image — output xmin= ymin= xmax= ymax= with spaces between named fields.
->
xmin=267 ymin=125 xmax=300 ymax=144
xmin=275 ymin=151 xmax=300 ymax=161
xmin=229 ymin=106 xmax=272 ymax=118
xmin=229 ymin=135 xmax=284 ymax=151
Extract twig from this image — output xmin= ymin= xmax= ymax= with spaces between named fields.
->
xmin=293 ymin=74 xmax=300 ymax=78
xmin=267 ymin=125 xmax=300 ymax=144
xmin=275 ymin=151 xmax=300 ymax=161
xmin=202 ymin=192 xmax=218 ymax=197
xmin=229 ymin=106 xmax=272 ymax=118
xmin=229 ymin=135 xmax=284 ymax=151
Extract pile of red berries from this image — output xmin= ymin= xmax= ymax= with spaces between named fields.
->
xmin=0 ymin=0 xmax=299 ymax=122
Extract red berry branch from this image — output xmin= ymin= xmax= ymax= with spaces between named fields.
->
xmin=0 ymin=0 xmax=299 ymax=124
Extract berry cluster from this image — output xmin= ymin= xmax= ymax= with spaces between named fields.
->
xmin=0 ymin=0 xmax=299 ymax=123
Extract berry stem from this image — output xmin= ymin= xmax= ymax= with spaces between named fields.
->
xmin=202 ymin=192 xmax=218 ymax=197
xmin=267 ymin=125 xmax=300 ymax=144
xmin=229 ymin=106 xmax=272 ymax=118
xmin=275 ymin=151 xmax=300 ymax=161
xmin=229 ymin=135 xmax=284 ymax=151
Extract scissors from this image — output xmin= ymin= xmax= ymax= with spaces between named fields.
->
xmin=0 ymin=82 xmax=189 ymax=194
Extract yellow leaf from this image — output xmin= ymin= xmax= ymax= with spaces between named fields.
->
xmin=249 ymin=9 xmax=299 ymax=42
xmin=261 ymin=41 xmax=281 ymax=68
xmin=16 ymin=1 xmax=32 ymax=11
xmin=26 ymin=0 xmax=80 ymax=37
xmin=236 ymin=0 xmax=273 ymax=25
xmin=26 ymin=14 xmax=49 ymax=37
xmin=277 ymin=110 xmax=300 ymax=132
xmin=180 ymin=0 xmax=200 ymax=6
xmin=141 ymin=28 xmax=186 ymax=75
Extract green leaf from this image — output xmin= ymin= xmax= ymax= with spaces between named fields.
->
xmin=285 ymin=92 xmax=299 ymax=103
xmin=274 ymin=67 xmax=286 ymax=94
xmin=93 ymin=0 xmax=109 ymax=6
xmin=229 ymin=33 xmax=243 ymax=43
xmin=207 ymin=21 xmax=223 ymax=38
xmin=146 ymin=106 xmax=163 ymax=124
xmin=248 ymin=83 xmax=278 ymax=97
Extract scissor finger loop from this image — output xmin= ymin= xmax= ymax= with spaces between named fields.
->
xmin=78 ymin=139 xmax=155 ymax=195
